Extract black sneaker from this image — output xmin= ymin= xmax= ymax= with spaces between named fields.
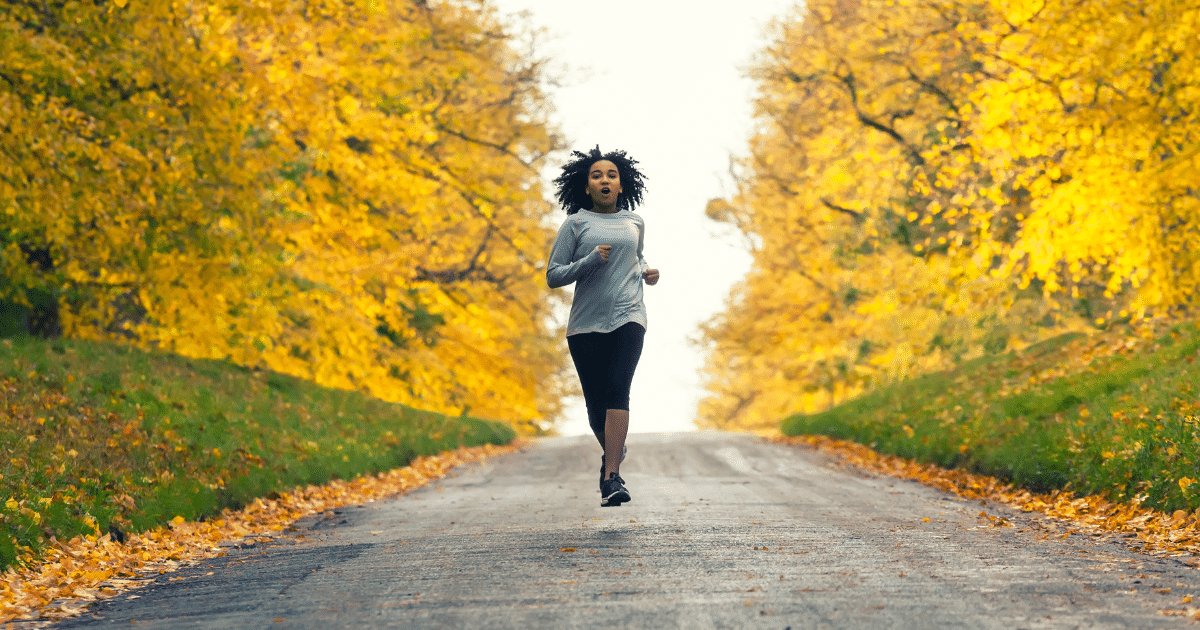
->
xmin=600 ymin=472 xmax=631 ymax=507
xmin=599 ymin=445 xmax=628 ymax=483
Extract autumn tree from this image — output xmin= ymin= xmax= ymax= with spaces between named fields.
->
xmin=700 ymin=0 xmax=1200 ymax=431
xmin=698 ymin=0 xmax=1008 ymax=430
xmin=0 ymin=0 xmax=568 ymax=429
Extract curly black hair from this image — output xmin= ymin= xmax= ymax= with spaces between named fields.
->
xmin=552 ymin=146 xmax=647 ymax=214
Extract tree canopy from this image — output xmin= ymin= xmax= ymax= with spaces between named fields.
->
xmin=1 ymin=0 xmax=569 ymax=430
xmin=699 ymin=0 xmax=1200 ymax=430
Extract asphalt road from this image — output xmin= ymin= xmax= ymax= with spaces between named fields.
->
xmin=47 ymin=432 xmax=1200 ymax=629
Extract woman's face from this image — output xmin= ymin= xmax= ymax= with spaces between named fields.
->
xmin=585 ymin=159 xmax=622 ymax=211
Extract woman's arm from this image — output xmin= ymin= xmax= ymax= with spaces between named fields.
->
xmin=546 ymin=218 xmax=605 ymax=288
xmin=637 ymin=215 xmax=659 ymax=285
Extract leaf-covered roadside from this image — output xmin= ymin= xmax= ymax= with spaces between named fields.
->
xmin=782 ymin=321 xmax=1200 ymax=516
xmin=0 ymin=336 xmax=516 ymax=574
xmin=779 ymin=431 xmax=1200 ymax=619
xmin=775 ymin=433 xmax=1200 ymax=560
xmin=0 ymin=441 xmax=519 ymax=624
xmin=776 ymin=427 xmax=1200 ymax=627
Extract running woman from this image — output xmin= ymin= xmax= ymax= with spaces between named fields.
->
xmin=547 ymin=147 xmax=659 ymax=507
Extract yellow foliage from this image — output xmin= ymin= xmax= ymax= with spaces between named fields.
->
xmin=698 ymin=0 xmax=1021 ymax=429
xmin=963 ymin=0 xmax=1200 ymax=315
xmin=700 ymin=0 xmax=1199 ymax=430
xmin=0 ymin=0 xmax=569 ymax=430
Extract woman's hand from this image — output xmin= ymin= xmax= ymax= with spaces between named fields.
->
xmin=595 ymin=245 xmax=612 ymax=262
xmin=643 ymin=269 xmax=660 ymax=285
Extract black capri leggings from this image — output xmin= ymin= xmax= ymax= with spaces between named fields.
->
xmin=567 ymin=322 xmax=645 ymax=439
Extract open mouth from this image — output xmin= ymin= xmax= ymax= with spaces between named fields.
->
xmin=601 ymin=187 xmax=611 ymax=195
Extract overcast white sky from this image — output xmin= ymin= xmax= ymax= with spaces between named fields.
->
xmin=490 ymin=0 xmax=796 ymax=436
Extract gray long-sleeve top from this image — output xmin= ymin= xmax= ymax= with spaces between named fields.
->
xmin=546 ymin=209 xmax=650 ymax=336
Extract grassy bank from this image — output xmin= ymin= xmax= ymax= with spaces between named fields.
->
xmin=0 ymin=336 xmax=515 ymax=571
xmin=783 ymin=322 xmax=1200 ymax=514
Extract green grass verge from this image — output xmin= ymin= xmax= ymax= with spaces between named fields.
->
xmin=783 ymin=323 xmax=1200 ymax=514
xmin=0 ymin=336 xmax=516 ymax=571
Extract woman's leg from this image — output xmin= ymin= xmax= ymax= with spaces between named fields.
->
xmin=601 ymin=323 xmax=645 ymax=479
xmin=567 ymin=332 xmax=612 ymax=448
xmin=602 ymin=409 xmax=629 ymax=478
